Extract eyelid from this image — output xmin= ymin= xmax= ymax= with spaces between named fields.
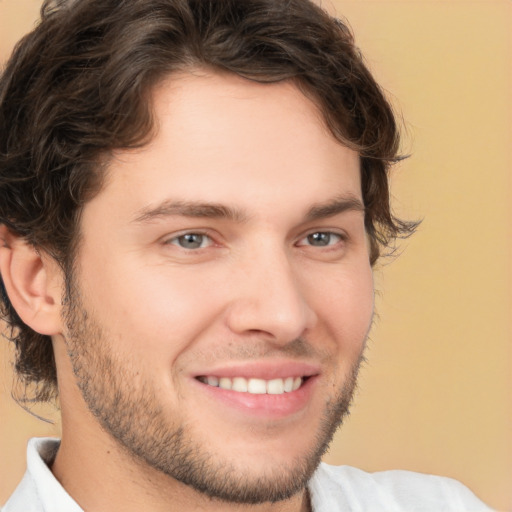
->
xmin=295 ymin=229 xmax=348 ymax=247
xmin=162 ymin=229 xmax=217 ymax=248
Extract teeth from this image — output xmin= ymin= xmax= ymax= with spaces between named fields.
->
xmin=267 ymin=378 xmax=284 ymax=394
xmin=247 ymin=378 xmax=267 ymax=394
xmin=207 ymin=376 xmax=219 ymax=387
xmin=232 ymin=377 xmax=248 ymax=392
xmin=198 ymin=376 xmax=305 ymax=395
xmin=219 ymin=377 xmax=232 ymax=390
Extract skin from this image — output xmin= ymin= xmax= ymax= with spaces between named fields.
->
xmin=0 ymin=71 xmax=374 ymax=512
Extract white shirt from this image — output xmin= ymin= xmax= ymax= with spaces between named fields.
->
xmin=2 ymin=438 xmax=493 ymax=511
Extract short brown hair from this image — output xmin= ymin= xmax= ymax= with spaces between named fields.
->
xmin=0 ymin=0 xmax=416 ymax=402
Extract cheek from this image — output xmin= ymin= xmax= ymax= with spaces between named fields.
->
xmin=77 ymin=252 xmax=227 ymax=361
xmin=313 ymin=264 xmax=374 ymax=348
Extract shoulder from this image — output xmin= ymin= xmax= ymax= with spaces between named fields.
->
xmin=308 ymin=463 xmax=494 ymax=511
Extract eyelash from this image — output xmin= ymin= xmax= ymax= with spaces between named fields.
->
xmin=164 ymin=230 xmax=347 ymax=251
xmin=165 ymin=231 xmax=214 ymax=250
xmin=297 ymin=231 xmax=346 ymax=248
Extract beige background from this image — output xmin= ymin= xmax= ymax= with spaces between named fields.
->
xmin=1 ymin=1 xmax=510 ymax=510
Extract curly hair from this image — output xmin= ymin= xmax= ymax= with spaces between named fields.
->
xmin=0 ymin=0 xmax=416 ymax=402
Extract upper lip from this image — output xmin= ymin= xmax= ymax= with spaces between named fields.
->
xmin=191 ymin=360 xmax=321 ymax=380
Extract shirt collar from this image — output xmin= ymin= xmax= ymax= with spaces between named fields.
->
xmin=5 ymin=437 xmax=82 ymax=512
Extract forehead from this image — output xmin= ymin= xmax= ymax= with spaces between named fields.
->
xmin=96 ymin=70 xmax=361 ymax=221
xmin=151 ymin=70 xmax=329 ymax=134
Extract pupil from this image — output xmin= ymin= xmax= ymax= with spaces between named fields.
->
xmin=180 ymin=234 xmax=203 ymax=249
xmin=308 ymin=232 xmax=330 ymax=246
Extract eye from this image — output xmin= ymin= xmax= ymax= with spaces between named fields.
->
xmin=167 ymin=233 xmax=213 ymax=250
xmin=298 ymin=231 xmax=344 ymax=247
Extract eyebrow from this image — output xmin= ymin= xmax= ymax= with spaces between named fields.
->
xmin=133 ymin=200 xmax=249 ymax=223
xmin=305 ymin=195 xmax=365 ymax=221
xmin=132 ymin=194 xmax=365 ymax=224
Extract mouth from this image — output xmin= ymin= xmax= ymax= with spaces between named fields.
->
xmin=191 ymin=361 xmax=320 ymax=417
xmin=196 ymin=375 xmax=307 ymax=395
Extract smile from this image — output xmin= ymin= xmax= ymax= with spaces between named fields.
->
xmin=196 ymin=376 xmax=305 ymax=395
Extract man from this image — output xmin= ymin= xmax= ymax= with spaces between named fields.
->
xmin=0 ymin=0 xmax=492 ymax=510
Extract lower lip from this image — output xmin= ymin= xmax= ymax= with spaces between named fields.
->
xmin=192 ymin=376 xmax=317 ymax=419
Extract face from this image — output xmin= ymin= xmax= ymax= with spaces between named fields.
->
xmin=60 ymin=71 xmax=374 ymax=504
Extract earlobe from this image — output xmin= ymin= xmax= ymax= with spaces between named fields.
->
xmin=0 ymin=225 xmax=64 ymax=336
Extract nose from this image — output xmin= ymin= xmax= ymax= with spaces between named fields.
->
xmin=225 ymin=247 xmax=318 ymax=343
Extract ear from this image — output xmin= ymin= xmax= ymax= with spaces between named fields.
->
xmin=0 ymin=225 xmax=64 ymax=336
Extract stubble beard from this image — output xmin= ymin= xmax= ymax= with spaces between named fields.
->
xmin=62 ymin=277 xmax=365 ymax=505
